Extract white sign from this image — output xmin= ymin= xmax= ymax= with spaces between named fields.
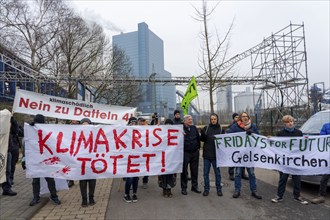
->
xmin=0 ymin=109 xmax=11 ymax=184
xmin=215 ymin=132 xmax=330 ymax=175
xmin=13 ymin=89 xmax=137 ymax=124
xmin=24 ymin=123 xmax=183 ymax=180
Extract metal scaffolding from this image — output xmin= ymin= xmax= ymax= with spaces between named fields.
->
xmin=250 ymin=23 xmax=309 ymax=130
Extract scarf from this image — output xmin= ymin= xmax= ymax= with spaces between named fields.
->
xmin=237 ymin=119 xmax=252 ymax=131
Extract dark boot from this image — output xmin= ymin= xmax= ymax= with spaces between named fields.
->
xmin=163 ymin=189 xmax=168 ymax=198
xmin=89 ymin=196 xmax=96 ymax=206
xmin=82 ymin=197 xmax=88 ymax=207
xmin=167 ymin=189 xmax=173 ymax=198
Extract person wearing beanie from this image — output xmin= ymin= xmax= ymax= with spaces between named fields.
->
xmin=30 ymin=114 xmax=45 ymax=126
xmin=173 ymin=110 xmax=183 ymax=125
xmin=79 ymin=117 xmax=97 ymax=207
xmin=28 ymin=114 xmax=61 ymax=206
xmin=80 ymin=118 xmax=92 ymax=125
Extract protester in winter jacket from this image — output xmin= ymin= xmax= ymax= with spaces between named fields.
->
xmin=227 ymin=113 xmax=248 ymax=181
xmin=173 ymin=110 xmax=183 ymax=125
xmin=227 ymin=112 xmax=262 ymax=200
xmin=200 ymin=113 xmax=223 ymax=196
xmin=181 ymin=115 xmax=201 ymax=195
xmin=271 ymin=115 xmax=308 ymax=205
xmin=27 ymin=114 xmax=61 ymax=206
xmin=311 ymin=122 xmax=330 ymax=204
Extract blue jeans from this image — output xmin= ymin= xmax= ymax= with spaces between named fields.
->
xmin=234 ymin=167 xmax=257 ymax=192
xmin=203 ymin=159 xmax=222 ymax=192
xmin=276 ymin=172 xmax=301 ymax=198
xmin=125 ymin=177 xmax=139 ymax=195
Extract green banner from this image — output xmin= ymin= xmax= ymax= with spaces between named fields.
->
xmin=180 ymin=76 xmax=198 ymax=115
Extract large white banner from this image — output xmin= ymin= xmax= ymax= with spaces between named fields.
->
xmin=13 ymin=89 xmax=137 ymax=125
xmin=24 ymin=124 xmax=184 ymax=180
xmin=0 ymin=109 xmax=11 ymax=183
xmin=215 ymin=132 xmax=330 ymax=175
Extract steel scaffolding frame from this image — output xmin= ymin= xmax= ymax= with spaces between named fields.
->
xmin=250 ymin=23 xmax=309 ymax=129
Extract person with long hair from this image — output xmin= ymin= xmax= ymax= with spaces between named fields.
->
xmin=227 ymin=112 xmax=262 ymax=200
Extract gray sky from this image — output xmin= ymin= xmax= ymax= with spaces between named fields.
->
xmin=71 ymin=0 xmax=329 ymax=110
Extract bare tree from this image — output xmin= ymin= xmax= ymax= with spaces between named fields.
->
xmin=48 ymin=15 xmax=106 ymax=98
xmin=93 ymin=46 xmax=142 ymax=106
xmin=1 ymin=0 xmax=141 ymax=107
xmin=0 ymin=0 xmax=69 ymax=72
xmin=193 ymin=0 xmax=234 ymax=113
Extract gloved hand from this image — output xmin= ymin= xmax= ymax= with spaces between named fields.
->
xmin=21 ymin=157 xmax=26 ymax=170
xmin=22 ymin=161 xmax=26 ymax=170
xmin=246 ymin=130 xmax=252 ymax=135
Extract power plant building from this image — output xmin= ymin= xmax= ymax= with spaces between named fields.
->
xmin=234 ymin=87 xmax=261 ymax=113
xmin=112 ymin=22 xmax=176 ymax=117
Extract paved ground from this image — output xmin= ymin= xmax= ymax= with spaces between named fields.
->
xmin=1 ymin=157 xmax=329 ymax=220
xmin=0 ymin=165 xmax=113 ymax=220
xmin=106 ymin=168 xmax=330 ymax=220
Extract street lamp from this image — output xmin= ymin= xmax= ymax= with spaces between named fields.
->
xmin=149 ymin=73 xmax=157 ymax=113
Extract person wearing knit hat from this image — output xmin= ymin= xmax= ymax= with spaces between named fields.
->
xmin=173 ymin=110 xmax=183 ymax=125
xmin=29 ymin=114 xmax=45 ymax=126
xmin=79 ymin=117 xmax=96 ymax=207
xmin=80 ymin=118 xmax=92 ymax=125
xmin=28 ymin=114 xmax=61 ymax=206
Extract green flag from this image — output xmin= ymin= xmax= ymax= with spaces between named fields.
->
xmin=180 ymin=76 xmax=198 ymax=115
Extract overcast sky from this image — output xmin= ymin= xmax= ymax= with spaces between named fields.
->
xmin=70 ymin=0 xmax=329 ymax=110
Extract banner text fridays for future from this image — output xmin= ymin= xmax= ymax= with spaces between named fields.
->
xmin=13 ymin=89 xmax=136 ymax=124
xmin=24 ymin=123 xmax=183 ymax=180
xmin=215 ymin=132 xmax=330 ymax=175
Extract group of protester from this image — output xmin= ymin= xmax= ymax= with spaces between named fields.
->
xmin=1 ymin=110 xmax=329 ymax=208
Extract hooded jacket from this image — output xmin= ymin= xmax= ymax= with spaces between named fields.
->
xmin=200 ymin=114 xmax=222 ymax=160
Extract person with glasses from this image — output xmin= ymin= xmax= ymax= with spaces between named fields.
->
xmin=227 ymin=113 xmax=248 ymax=181
xmin=227 ymin=112 xmax=262 ymax=200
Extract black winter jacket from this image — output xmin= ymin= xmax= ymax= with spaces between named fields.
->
xmin=200 ymin=123 xmax=222 ymax=160
xmin=183 ymin=125 xmax=200 ymax=152
xmin=276 ymin=128 xmax=303 ymax=137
